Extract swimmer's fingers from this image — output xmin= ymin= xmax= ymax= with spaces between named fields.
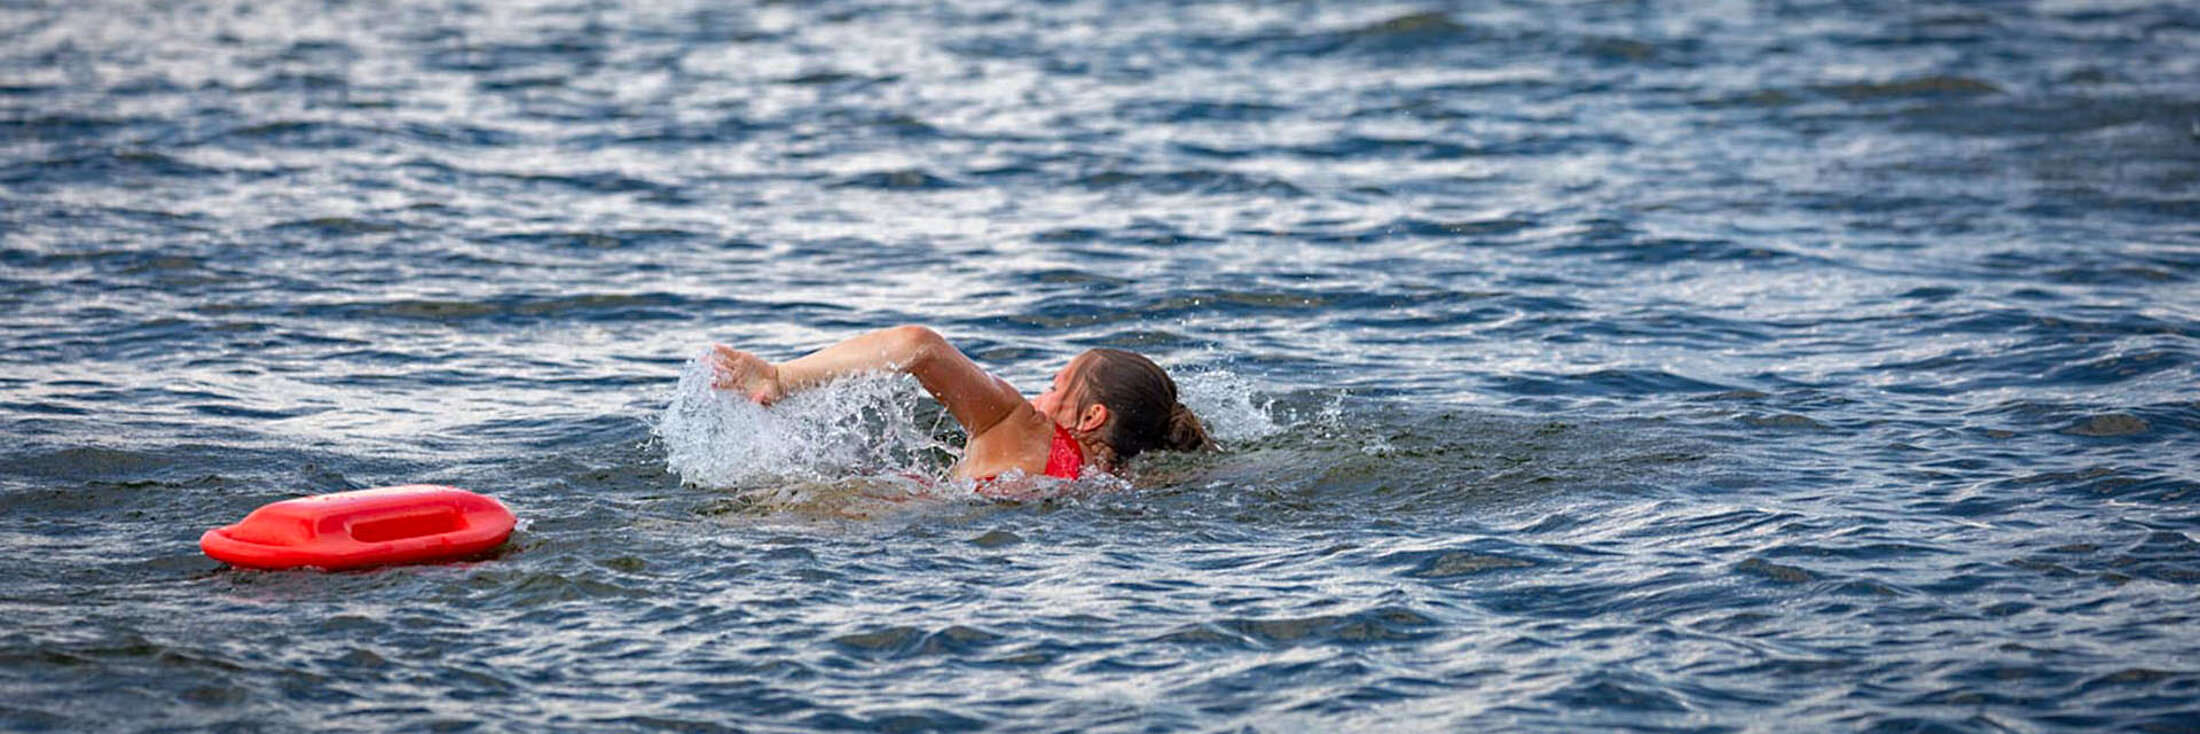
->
xmin=708 ymin=344 xmax=784 ymax=403
xmin=707 ymin=344 xmax=747 ymax=389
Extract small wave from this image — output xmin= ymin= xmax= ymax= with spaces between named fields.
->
xmin=0 ymin=149 xmax=238 ymax=186
xmin=1074 ymin=169 xmax=1306 ymax=197
xmin=477 ymin=228 xmax=720 ymax=251
xmin=830 ymin=623 xmax=1006 ymax=659
xmin=1488 ymin=369 xmax=1740 ymax=397
xmin=1115 ymin=99 xmax=1292 ymax=124
xmin=1288 ymin=135 xmax=1479 ymax=161
xmin=264 ymin=216 xmax=406 ymax=236
xmin=1277 ymin=11 xmax=1487 ymax=57
xmin=831 ymin=169 xmax=961 ymax=190
xmin=1156 ymin=605 xmax=1443 ymax=650
xmin=1540 ymin=671 xmax=1693 ymax=714
xmin=1380 ymin=546 xmax=1539 ymax=578
xmin=1815 ymin=76 xmax=2001 ymax=102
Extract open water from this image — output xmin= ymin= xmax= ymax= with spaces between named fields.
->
xmin=4 ymin=0 xmax=2199 ymax=730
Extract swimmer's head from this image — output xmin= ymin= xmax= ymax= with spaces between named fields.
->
xmin=1039 ymin=348 xmax=1216 ymax=468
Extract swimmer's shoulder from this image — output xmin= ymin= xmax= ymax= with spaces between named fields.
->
xmin=954 ymin=402 xmax=1056 ymax=480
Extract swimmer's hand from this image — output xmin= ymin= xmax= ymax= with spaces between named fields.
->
xmin=709 ymin=344 xmax=785 ymax=404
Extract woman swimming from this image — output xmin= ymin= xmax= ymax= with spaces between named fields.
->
xmin=708 ymin=326 xmax=1214 ymax=483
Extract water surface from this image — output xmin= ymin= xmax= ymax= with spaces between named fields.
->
xmin=4 ymin=0 xmax=2199 ymax=730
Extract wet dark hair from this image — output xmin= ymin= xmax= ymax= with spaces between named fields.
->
xmin=1072 ymin=348 xmax=1216 ymax=466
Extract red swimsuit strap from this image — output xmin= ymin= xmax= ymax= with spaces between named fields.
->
xmin=1044 ymin=424 xmax=1084 ymax=480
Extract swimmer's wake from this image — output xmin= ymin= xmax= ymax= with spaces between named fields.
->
xmin=656 ymin=331 xmax=1280 ymax=498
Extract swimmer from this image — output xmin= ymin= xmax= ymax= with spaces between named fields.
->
xmin=708 ymin=326 xmax=1214 ymax=482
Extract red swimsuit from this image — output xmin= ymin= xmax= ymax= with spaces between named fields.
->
xmin=967 ymin=425 xmax=1083 ymax=494
xmin=1041 ymin=424 xmax=1084 ymax=480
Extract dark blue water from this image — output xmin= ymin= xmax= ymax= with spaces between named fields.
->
xmin=6 ymin=0 xmax=2200 ymax=730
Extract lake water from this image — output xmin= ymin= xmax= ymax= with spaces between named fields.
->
xmin=4 ymin=0 xmax=2198 ymax=730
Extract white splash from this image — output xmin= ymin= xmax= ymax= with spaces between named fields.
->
xmin=656 ymin=351 xmax=949 ymax=488
xmin=1176 ymin=368 xmax=1282 ymax=444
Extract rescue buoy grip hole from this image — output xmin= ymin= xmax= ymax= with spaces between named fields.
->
xmin=350 ymin=508 xmax=465 ymax=543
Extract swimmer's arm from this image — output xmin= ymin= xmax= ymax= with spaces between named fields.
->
xmin=717 ymin=326 xmax=1026 ymax=436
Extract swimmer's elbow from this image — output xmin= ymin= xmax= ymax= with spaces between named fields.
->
xmin=884 ymin=325 xmax=947 ymax=367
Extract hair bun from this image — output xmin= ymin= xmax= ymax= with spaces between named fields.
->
xmin=1165 ymin=402 xmax=1218 ymax=452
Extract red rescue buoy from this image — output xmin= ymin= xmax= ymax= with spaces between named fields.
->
xmin=200 ymin=485 xmax=516 ymax=571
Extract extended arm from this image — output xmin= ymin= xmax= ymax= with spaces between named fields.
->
xmin=711 ymin=326 xmax=1031 ymax=440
